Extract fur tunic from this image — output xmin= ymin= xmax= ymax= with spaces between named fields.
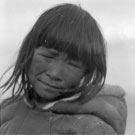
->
xmin=0 ymin=84 xmax=127 ymax=135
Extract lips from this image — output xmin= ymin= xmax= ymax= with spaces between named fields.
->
xmin=38 ymin=79 xmax=64 ymax=90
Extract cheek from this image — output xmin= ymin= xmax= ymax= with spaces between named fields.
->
xmin=64 ymin=69 xmax=85 ymax=87
xmin=29 ymin=56 xmax=48 ymax=76
xmin=28 ymin=56 xmax=49 ymax=85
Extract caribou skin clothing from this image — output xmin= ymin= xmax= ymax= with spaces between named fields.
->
xmin=0 ymin=84 xmax=127 ymax=135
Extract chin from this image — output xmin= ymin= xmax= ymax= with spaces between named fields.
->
xmin=36 ymin=89 xmax=59 ymax=100
xmin=34 ymin=84 xmax=60 ymax=101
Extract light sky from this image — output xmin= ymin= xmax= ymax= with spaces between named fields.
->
xmin=0 ymin=0 xmax=135 ymax=134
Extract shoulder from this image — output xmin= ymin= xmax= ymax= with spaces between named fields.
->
xmin=0 ymin=96 xmax=23 ymax=126
xmin=95 ymin=84 xmax=127 ymax=116
xmin=74 ymin=114 xmax=118 ymax=135
xmin=98 ymin=84 xmax=126 ymax=97
xmin=0 ymin=96 xmax=23 ymax=109
xmin=84 ymin=84 xmax=127 ymax=134
xmin=55 ymin=84 xmax=127 ymax=134
xmin=96 ymin=84 xmax=127 ymax=124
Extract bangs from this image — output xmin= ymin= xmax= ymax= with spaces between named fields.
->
xmin=43 ymin=29 xmax=91 ymax=64
xmin=39 ymin=11 xmax=92 ymax=70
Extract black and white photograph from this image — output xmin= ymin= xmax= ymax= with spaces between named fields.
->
xmin=0 ymin=0 xmax=134 ymax=134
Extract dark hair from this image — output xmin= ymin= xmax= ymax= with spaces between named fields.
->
xmin=0 ymin=3 xmax=107 ymax=103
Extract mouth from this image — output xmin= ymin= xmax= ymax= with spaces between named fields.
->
xmin=38 ymin=79 xmax=64 ymax=91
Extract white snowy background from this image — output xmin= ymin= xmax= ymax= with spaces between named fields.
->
xmin=0 ymin=0 xmax=135 ymax=134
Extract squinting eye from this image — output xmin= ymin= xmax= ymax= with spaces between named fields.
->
xmin=44 ymin=55 xmax=53 ymax=59
xmin=67 ymin=61 xmax=81 ymax=69
xmin=40 ymin=54 xmax=53 ymax=59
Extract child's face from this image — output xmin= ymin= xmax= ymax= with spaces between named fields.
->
xmin=28 ymin=46 xmax=85 ymax=101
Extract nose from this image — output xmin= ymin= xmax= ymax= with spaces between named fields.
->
xmin=46 ymin=62 xmax=63 ymax=82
